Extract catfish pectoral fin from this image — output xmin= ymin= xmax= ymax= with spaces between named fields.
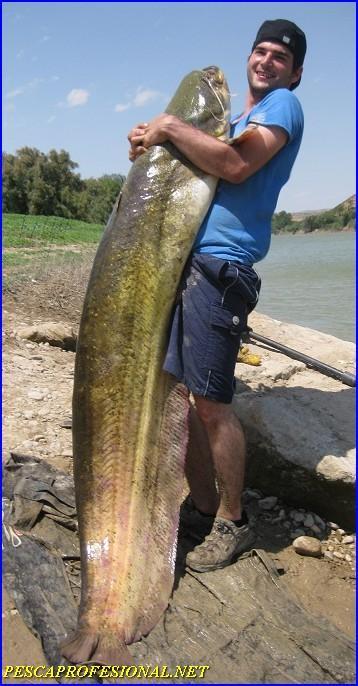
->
xmin=60 ymin=629 xmax=132 ymax=665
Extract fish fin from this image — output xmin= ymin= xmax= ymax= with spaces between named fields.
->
xmin=61 ymin=629 xmax=132 ymax=665
xmin=89 ymin=634 xmax=132 ymax=665
xmin=60 ymin=628 xmax=99 ymax=664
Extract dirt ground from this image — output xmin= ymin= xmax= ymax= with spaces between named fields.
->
xmin=2 ymin=253 xmax=356 ymax=681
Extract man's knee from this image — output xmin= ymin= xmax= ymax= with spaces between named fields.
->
xmin=193 ymin=395 xmax=231 ymax=426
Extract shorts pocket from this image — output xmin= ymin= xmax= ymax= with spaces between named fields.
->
xmin=204 ymin=303 xmax=246 ymax=373
xmin=210 ymin=303 xmax=246 ymax=336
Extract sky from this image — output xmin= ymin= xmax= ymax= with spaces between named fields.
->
xmin=2 ymin=1 xmax=356 ymax=212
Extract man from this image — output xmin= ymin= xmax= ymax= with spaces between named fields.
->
xmin=128 ymin=19 xmax=306 ymax=572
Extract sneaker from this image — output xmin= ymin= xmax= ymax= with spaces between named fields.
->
xmin=186 ymin=515 xmax=255 ymax=572
xmin=179 ymin=495 xmax=215 ymax=541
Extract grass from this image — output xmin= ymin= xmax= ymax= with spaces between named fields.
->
xmin=2 ymin=253 xmax=33 ymax=268
xmin=2 ymin=214 xmax=101 ymax=315
xmin=3 ymin=213 xmax=104 ymax=248
xmin=3 ymin=248 xmax=90 ymax=267
xmin=3 ymin=244 xmax=97 ymax=321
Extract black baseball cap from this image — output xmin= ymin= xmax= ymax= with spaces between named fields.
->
xmin=252 ymin=19 xmax=307 ymax=89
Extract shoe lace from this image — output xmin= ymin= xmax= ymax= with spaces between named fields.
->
xmin=215 ymin=521 xmax=235 ymax=536
xmin=200 ymin=520 xmax=235 ymax=551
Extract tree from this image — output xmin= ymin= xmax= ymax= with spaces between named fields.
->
xmin=28 ymin=174 xmax=54 ymax=216
xmin=2 ymin=146 xmax=125 ymax=221
xmin=271 ymin=210 xmax=293 ymax=233
xmin=3 ymin=147 xmax=43 ymax=213
xmin=79 ymin=174 xmax=125 ymax=223
xmin=2 ymin=153 xmax=17 ymax=212
xmin=43 ymin=149 xmax=84 ymax=218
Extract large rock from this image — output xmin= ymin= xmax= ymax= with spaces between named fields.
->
xmin=16 ymin=322 xmax=77 ymax=351
xmin=234 ymin=312 xmax=355 ymax=529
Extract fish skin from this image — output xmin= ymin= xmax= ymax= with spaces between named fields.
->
xmin=61 ymin=67 xmax=230 ymax=665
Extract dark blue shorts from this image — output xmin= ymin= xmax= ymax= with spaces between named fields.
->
xmin=163 ymin=253 xmax=261 ymax=404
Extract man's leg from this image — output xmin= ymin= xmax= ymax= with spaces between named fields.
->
xmin=185 ymin=404 xmax=219 ymax=515
xmin=193 ymin=396 xmax=246 ymax=520
xmin=185 ymin=395 xmax=254 ymax=571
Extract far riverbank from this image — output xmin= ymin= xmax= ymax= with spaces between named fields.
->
xmin=274 ymin=227 xmax=354 ymax=236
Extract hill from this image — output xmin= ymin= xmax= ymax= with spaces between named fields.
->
xmin=291 ymin=195 xmax=356 ymax=223
xmin=291 ymin=208 xmax=328 ymax=222
xmin=272 ymin=195 xmax=356 ymax=234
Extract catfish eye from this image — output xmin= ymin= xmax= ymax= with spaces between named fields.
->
xmin=215 ymin=71 xmax=224 ymax=85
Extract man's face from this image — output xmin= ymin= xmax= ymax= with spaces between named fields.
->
xmin=247 ymin=41 xmax=303 ymax=95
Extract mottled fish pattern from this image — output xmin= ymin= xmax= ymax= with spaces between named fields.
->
xmin=61 ymin=67 xmax=230 ymax=665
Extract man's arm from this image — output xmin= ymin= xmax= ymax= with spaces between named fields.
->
xmin=128 ymin=114 xmax=288 ymax=184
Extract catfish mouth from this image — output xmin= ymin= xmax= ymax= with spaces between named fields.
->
xmin=200 ymin=66 xmax=229 ymax=125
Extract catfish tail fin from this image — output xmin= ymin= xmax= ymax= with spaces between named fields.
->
xmin=60 ymin=629 xmax=132 ymax=665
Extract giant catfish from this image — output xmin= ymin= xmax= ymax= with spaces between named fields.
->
xmin=61 ymin=66 xmax=231 ymax=664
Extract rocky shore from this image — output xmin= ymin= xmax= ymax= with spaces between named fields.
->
xmin=234 ymin=311 xmax=355 ymax=528
xmin=2 ymin=304 xmax=356 ymax=679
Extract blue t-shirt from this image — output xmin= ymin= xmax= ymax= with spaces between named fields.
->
xmin=193 ymin=88 xmax=304 ymax=265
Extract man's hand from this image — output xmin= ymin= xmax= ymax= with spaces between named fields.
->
xmin=128 ymin=122 xmax=148 ymax=162
xmin=127 ymin=115 xmax=178 ymax=161
xmin=140 ymin=114 xmax=176 ymax=147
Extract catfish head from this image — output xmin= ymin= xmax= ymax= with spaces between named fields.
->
xmin=165 ymin=66 xmax=231 ymax=141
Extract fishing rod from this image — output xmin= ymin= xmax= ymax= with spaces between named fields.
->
xmin=243 ymin=328 xmax=356 ymax=387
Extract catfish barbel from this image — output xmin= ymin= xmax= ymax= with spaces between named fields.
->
xmin=61 ymin=66 xmax=230 ymax=665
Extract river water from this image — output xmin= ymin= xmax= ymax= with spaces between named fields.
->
xmin=254 ymin=232 xmax=355 ymax=343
